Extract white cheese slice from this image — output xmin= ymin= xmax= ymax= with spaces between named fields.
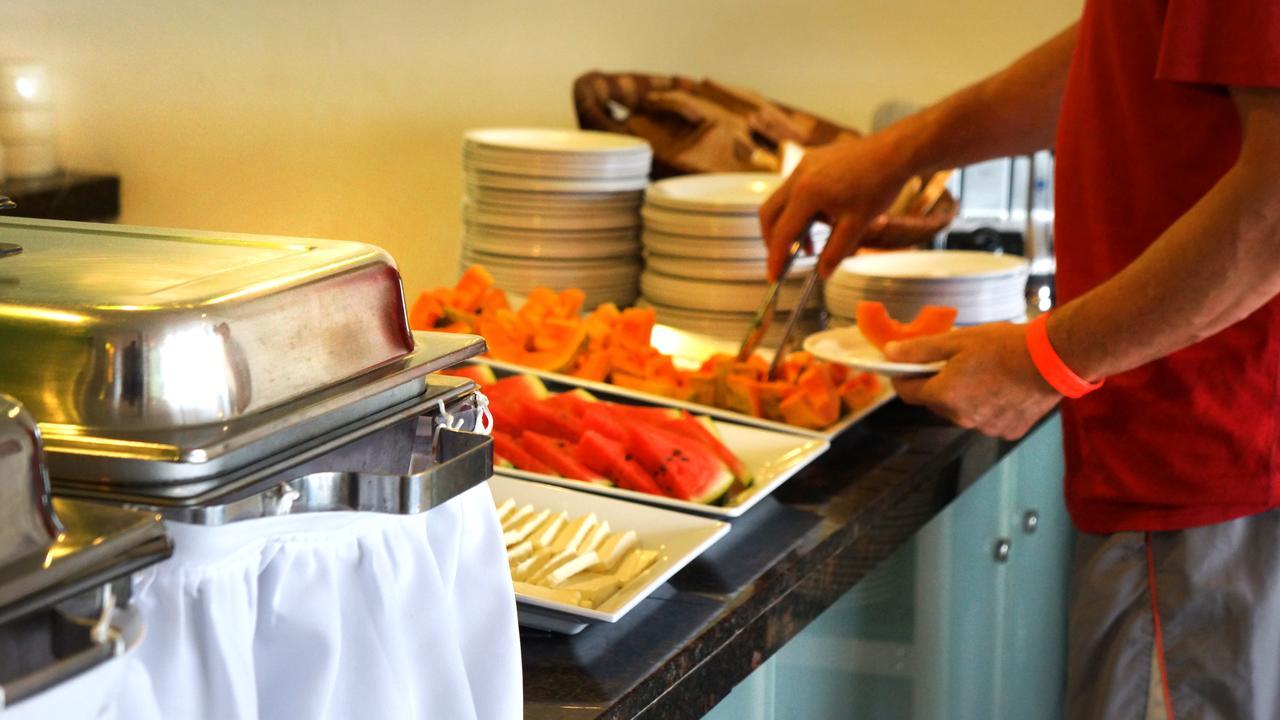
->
xmin=561 ymin=574 xmax=622 ymax=608
xmin=528 ymin=548 xmax=579 ymax=585
xmin=531 ymin=511 xmax=569 ymax=550
xmin=544 ymin=551 xmax=600 ymax=588
xmin=513 ymin=581 xmax=582 ymax=606
xmin=597 ymin=565 xmax=659 ymax=614
xmin=506 ymin=540 xmax=533 ymax=562
xmin=551 ymin=513 xmax=598 ymax=554
xmin=511 ymin=549 xmax=554 ymax=582
xmin=579 ymin=521 xmax=611 ymax=554
xmin=494 ymin=497 xmax=516 ymax=523
xmin=590 ymin=530 xmax=638 ymax=573
xmin=613 ymin=548 xmax=660 ymax=584
xmin=501 ymin=504 xmax=534 ymax=530
xmin=502 ymin=508 xmax=549 ymax=546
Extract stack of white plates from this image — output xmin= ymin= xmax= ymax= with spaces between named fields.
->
xmin=637 ymin=299 xmax=822 ymax=348
xmin=461 ymin=128 xmax=652 ymax=306
xmin=639 ymin=173 xmax=826 ymax=336
xmin=825 ymin=250 xmax=1030 ymax=326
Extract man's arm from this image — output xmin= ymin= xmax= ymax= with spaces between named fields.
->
xmin=761 ymin=24 xmax=1078 ymax=278
xmin=886 ymin=87 xmax=1280 ymax=439
xmin=1049 ymin=87 xmax=1280 ymax=379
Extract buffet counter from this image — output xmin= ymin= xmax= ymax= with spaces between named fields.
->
xmin=522 ymin=401 xmax=1050 ymax=719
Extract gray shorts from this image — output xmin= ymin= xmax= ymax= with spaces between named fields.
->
xmin=1067 ymin=508 xmax=1280 ymax=720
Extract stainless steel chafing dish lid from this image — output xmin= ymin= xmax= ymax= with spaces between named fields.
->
xmin=0 ymin=217 xmax=414 ymax=432
xmin=0 ymin=395 xmax=171 ymax=627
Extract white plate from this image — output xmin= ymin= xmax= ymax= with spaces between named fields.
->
xmin=477 ymin=355 xmax=897 ymax=441
xmin=463 ymin=154 xmax=652 ymax=181
xmin=643 ymin=252 xmax=813 ymax=281
xmin=835 ymin=250 xmax=1029 ymax=282
xmin=496 ymin=414 xmax=829 ymax=518
xmin=641 ymin=270 xmax=819 ymax=313
xmin=641 ymin=205 xmax=764 ymax=237
xmin=487 ymin=475 xmax=729 ymax=634
xmin=464 ymin=232 xmax=640 ymax=260
xmin=469 ymin=170 xmax=649 ymax=193
xmin=464 ymin=202 xmax=639 ymax=232
xmin=642 ymin=230 xmax=768 ymax=260
xmin=645 ymin=172 xmax=784 ymax=213
xmin=465 ymin=127 xmax=652 ymax=156
xmin=467 ymin=185 xmax=643 ymax=207
xmin=803 ymin=326 xmax=945 ymax=377
xmin=639 ymin=301 xmax=823 ymax=346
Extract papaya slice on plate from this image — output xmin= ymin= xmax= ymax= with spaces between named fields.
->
xmin=855 ymin=301 xmax=958 ymax=352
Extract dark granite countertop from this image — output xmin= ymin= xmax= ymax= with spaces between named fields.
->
xmin=0 ymin=172 xmax=120 ymax=222
xmin=521 ymin=401 xmax=1017 ymax=719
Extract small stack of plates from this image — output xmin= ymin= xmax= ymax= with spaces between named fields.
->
xmin=461 ymin=128 xmax=652 ymax=307
xmin=639 ymin=173 xmax=826 ymax=340
xmin=825 ymin=250 xmax=1030 ymax=326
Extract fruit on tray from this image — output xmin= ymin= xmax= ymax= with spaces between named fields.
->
xmin=497 ymin=496 xmax=660 ymax=610
xmin=479 ymin=373 xmax=746 ymax=505
xmin=417 ymin=267 xmax=885 ymax=429
xmin=855 ymin=301 xmax=958 ymax=352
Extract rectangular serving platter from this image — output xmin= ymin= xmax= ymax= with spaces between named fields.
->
xmin=475 ymin=356 xmax=895 ymax=441
xmin=495 ymin=415 xmax=827 ymax=519
xmin=488 ymin=475 xmax=729 ymax=634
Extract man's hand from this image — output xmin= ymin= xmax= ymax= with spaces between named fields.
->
xmin=758 ymin=137 xmax=909 ymax=280
xmin=886 ymin=323 xmax=1061 ymax=440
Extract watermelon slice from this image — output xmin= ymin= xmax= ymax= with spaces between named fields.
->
xmin=544 ymin=388 xmax=598 ymax=417
xmin=441 ymin=364 xmax=497 ymax=386
xmin=520 ymin=399 xmax=584 ymax=442
xmin=492 ymin=431 xmax=554 ymax=475
xmin=521 ymin=432 xmax=604 ymax=482
xmin=577 ymin=430 xmax=666 ymax=496
xmin=606 ymin=404 xmax=683 ymax=426
xmin=660 ymin=412 xmax=751 ymax=484
xmin=484 ymin=375 xmax=549 ymax=406
xmin=486 ymin=398 xmax=528 ymax=435
xmin=626 ymin=424 xmax=734 ymax=504
xmin=581 ymin=404 xmax=631 ymax=443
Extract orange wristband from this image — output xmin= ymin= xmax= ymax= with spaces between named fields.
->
xmin=1026 ymin=313 xmax=1103 ymax=398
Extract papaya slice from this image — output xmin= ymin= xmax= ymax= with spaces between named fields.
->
xmin=453 ymin=266 xmax=496 ymax=312
xmin=855 ymin=301 xmax=958 ymax=352
xmin=408 ymin=292 xmax=444 ymax=331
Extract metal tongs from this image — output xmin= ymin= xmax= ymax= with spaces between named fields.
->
xmin=737 ymin=223 xmax=822 ymax=379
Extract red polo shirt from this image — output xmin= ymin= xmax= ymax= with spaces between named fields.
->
xmin=1055 ymin=0 xmax=1280 ymax=533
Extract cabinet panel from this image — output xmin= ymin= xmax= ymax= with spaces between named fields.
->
xmin=706 ymin=416 xmax=1071 ymax=720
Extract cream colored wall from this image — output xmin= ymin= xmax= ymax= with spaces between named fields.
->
xmin=0 ymin=0 xmax=1079 ymax=293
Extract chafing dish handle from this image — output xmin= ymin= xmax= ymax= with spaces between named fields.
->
xmin=389 ymin=427 xmax=492 ymax=514
xmin=0 ymin=589 xmax=127 ymax=708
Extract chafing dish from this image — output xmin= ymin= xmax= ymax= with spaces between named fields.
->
xmin=0 ymin=217 xmax=493 ymax=522
xmin=0 ymin=393 xmax=170 ymax=708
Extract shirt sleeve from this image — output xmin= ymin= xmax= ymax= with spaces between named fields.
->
xmin=1157 ymin=0 xmax=1280 ymax=88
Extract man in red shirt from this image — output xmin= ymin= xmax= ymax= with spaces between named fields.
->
xmin=762 ymin=2 xmax=1280 ymax=717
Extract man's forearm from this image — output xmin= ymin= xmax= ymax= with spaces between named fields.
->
xmin=1050 ymin=88 xmax=1280 ymax=380
xmin=879 ymin=24 xmax=1078 ymax=178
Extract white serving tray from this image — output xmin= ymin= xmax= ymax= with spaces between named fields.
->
xmin=477 ymin=356 xmax=895 ymax=441
xmin=494 ymin=416 xmax=828 ymax=518
xmin=487 ymin=475 xmax=729 ymax=634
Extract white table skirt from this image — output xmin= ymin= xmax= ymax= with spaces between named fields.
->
xmin=119 ymin=482 xmax=521 ymax=720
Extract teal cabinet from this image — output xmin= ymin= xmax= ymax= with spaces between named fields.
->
xmin=706 ymin=415 xmax=1071 ymax=720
